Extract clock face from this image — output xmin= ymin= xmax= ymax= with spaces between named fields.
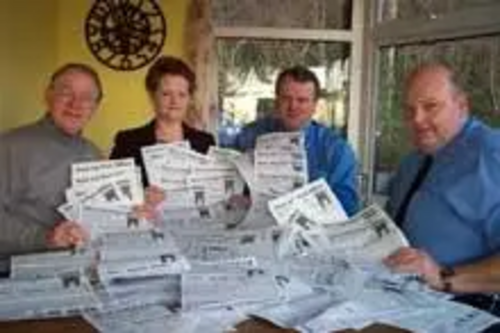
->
xmin=85 ymin=0 xmax=167 ymax=71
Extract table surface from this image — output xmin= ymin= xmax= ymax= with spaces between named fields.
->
xmin=0 ymin=317 xmax=296 ymax=333
xmin=0 ymin=317 xmax=412 ymax=333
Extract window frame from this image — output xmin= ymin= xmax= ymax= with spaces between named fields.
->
xmin=213 ymin=0 xmax=368 ymax=157
xmin=365 ymin=1 xmax=500 ymax=203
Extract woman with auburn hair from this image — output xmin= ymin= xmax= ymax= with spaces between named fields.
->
xmin=110 ymin=55 xmax=215 ymax=185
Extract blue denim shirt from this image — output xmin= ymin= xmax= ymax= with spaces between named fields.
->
xmin=231 ymin=117 xmax=359 ymax=216
xmin=387 ymin=117 xmax=500 ymax=266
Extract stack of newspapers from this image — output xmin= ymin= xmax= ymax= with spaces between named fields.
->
xmin=1 ymin=133 xmax=498 ymax=333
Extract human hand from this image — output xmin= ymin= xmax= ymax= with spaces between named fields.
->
xmin=131 ymin=185 xmax=166 ymax=223
xmin=383 ymin=247 xmax=443 ymax=290
xmin=132 ymin=204 xmax=157 ymax=222
xmin=144 ymin=185 xmax=166 ymax=208
xmin=47 ymin=220 xmax=89 ymax=248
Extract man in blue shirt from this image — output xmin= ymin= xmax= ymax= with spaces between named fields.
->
xmin=384 ymin=63 xmax=500 ymax=316
xmin=232 ymin=66 xmax=359 ymax=216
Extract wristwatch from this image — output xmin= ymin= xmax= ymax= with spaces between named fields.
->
xmin=440 ymin=266 xmax=455 ymax=292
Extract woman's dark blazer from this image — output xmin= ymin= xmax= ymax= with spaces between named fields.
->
xmin=110 ymin=120 xmax=216 ymax=185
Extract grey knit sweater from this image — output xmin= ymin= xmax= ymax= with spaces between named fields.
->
xmin=0 ymin=116 xmax=99 ymax=264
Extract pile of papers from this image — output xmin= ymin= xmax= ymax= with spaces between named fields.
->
xmin=1 ymin=133 xmax=498 ymax=333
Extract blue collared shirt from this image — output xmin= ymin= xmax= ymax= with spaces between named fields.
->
xmin=231 ymin=117 xmax=359 ymax=216
xmin=387 ymin=117 xmax=500 ymax=266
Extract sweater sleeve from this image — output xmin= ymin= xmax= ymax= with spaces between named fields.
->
xmin=0 ymin=140 xmax=47 ymax=256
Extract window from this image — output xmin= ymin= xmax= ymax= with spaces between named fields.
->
xmin=212 ymin=0 xmax=366 ymax=149
xmin=379 ymin=0 xmax=498 ymax=22
xmin=370 ymin=1 xmax=500 ymax=199
xmin=216 ymin=39 xmax=351 ymax=146
xmin=213 ymin=0 xmax=352 ymax=29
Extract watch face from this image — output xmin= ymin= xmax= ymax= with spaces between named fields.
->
xmin=85 ymin=0 xmax=167 ymax=71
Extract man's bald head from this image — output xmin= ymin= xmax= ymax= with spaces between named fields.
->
xmin=403 ymin=63 xmax=469 ymax=153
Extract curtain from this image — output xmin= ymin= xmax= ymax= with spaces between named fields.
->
xmin=185 ymin=0 xmax=216 ymax=131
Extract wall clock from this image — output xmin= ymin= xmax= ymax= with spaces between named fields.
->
xmin=85 ymin=0 xmax=167 ymax=71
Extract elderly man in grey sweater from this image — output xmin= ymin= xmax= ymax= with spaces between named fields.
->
xmin=0 ymin=63 xmax=104 ymax=272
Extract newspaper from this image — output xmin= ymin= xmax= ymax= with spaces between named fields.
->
xmin=4 ymin=146 xmax=498 ymax=333
xmin=302 ymin=289 xmax=499 ymax=333
xmin=70 ymin=158 xmax=143 ymax=206
xmin=0 ymin=273 xmax=100 ymax=320
xmin=99 ymin=275 xmax=181 ymax=311
xmin=159 ymin=200 xmax=248 ymax=233
xmin=10 ymin=248 xmax=96 ymax=279
xmin=97 ymin=254 xmax=190 ymax=282
xmin=176 ymin=228 xmax=276 ymax=265
xmin=58 ymin=158 xmax=147 ymax=238
xmin=181 ymin=265 xmax=281 ymax=311
xmin=142 ymin=143 xmax=248 ymax=233
xmin=79 ymin=206 xmax=151 ymax=238
xmin=249 ymin=292 xmax=338 ymax=329
xmin=253 ymin=132 xmax=309 ymax=196
xmin=268 ymin=178 xmax=348 ymax=227
xmin=322 ymin=205 xmax=408 ymax=261
xmin=269 ymin=181 xmax=406 ymax=261
xmin=207 ymin=146 xmax=242 ymax=160
xmin=84 ymin=303 xmax=174 ymax=333
xmin=95 ymin=230 xmax=181 ymax=262
xmin=284 ymin=254 xmax=365 ymax=298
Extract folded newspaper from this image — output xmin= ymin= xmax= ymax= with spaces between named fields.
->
xmin=268 ymin=179 xmax=408 ymax=261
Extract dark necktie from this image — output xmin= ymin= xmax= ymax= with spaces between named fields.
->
xmin=394 ymin=156 xmax=433 ymax=226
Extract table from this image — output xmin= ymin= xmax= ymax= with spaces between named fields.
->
xmin=0 ymin=317 xmax=412 ymax=333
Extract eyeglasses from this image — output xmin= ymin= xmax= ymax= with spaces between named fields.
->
xmin=52 ymin=88 xmax=99 ymax=108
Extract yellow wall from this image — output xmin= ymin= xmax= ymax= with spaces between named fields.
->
xmin=0 ymin=0 xmax=58 ymax=130
xmin=57 ymin=0 xmax=190 ymax=153
xmin=0 ymin=0 xmax=190 ymax=153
